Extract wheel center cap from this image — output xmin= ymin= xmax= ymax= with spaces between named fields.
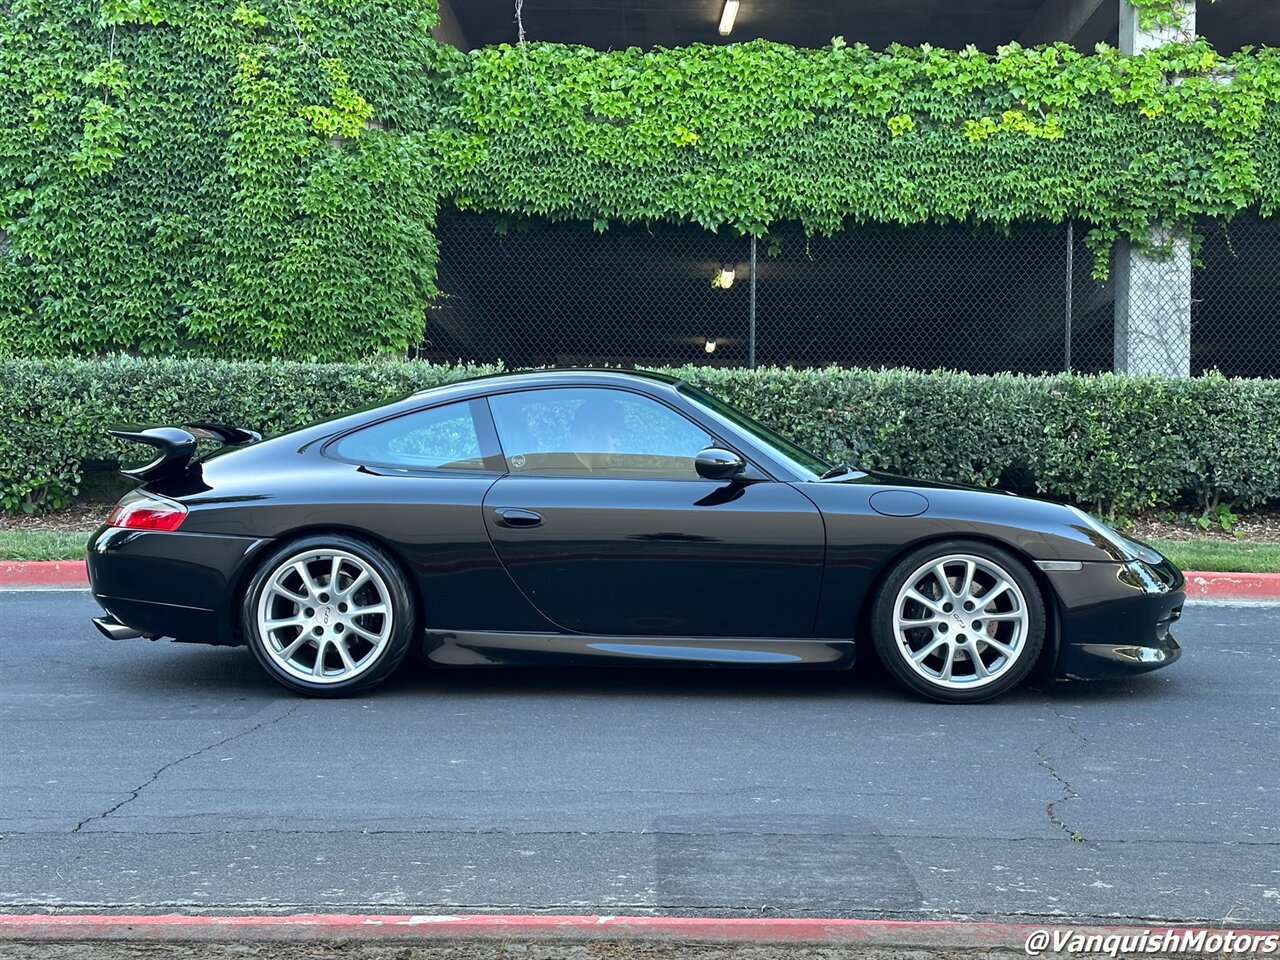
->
xmin=952 ymin=612 xmax=966 ymax=626
xmin=321 ymin=605 xmax=334 ymax=625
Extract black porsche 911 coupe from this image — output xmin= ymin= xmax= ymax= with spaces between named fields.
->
xmin=88 ymin=369 xmax=1184 ymax=703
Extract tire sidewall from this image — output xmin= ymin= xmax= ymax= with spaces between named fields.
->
xmin=242 ymin=534 xmax=417 ymax=697
xmin=871 ymin=539 xmax=1046 ymax=704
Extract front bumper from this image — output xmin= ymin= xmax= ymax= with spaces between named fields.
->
xmin=87 ymin=526 xmax=269 ymax=645
xmin=1046 ymin=558 xmax=1185 ymax=680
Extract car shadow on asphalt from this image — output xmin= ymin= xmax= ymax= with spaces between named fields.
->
xmin=102 ymin=638 xmax=1183 ymax=708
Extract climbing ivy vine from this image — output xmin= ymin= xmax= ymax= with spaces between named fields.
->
xmin=432 ymin=32 xmax=1279 ymax=276
xmin=0 ymin=0 xmax=442 ymax=359
xmin=1129 ymin=0 xmax=1206 ymax=31
xmin=4 ymin=0 xmax=1275 ymax=359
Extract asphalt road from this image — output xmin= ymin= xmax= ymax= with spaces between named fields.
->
xmin=1 ymin=592 xmax=1277 ymax=924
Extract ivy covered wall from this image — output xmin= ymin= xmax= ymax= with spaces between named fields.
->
xmin=0 ymin=0 xmax=444 ymax=359
xmin=3 ymin=0 xmax=1279 ymax=359
xmin=433 ymin=37 xmax=1280 ymax=271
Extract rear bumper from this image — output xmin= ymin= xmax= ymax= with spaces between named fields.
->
xmin=86 ymin=526 xmax=269 ymax=645
xmin=1046 ymin=558 xmax=1185 ymax=680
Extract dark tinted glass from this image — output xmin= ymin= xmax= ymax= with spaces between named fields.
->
xmin=488 ymin=388 xmax=713 ymax=479
xmin=331 ymin=400 xmax=501 ymax=472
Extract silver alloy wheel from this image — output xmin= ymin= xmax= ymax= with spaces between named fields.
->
xmin=891 ymin=553 xmax=1030 ymax=690
xmin=255 ymin=548 xmax=393 ymax=685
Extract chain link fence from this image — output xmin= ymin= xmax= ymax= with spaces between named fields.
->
xmin=1193 ymin=210 xmax=1280 ymax=378
xmin=423 ymin=209 xmax=1280 ymax=378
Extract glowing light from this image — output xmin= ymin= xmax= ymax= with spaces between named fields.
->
xmin=718 ymin=0 xmax=739 ymax=36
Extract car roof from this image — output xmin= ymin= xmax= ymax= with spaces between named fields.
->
xmin=411 ymin=368 xmax=684 ymax=398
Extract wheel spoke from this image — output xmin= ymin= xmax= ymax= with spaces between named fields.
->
xmin=979 ymin=579 xmax=1011 ymax=609
xmin=264 ymin=616 xmax=305 ymax=631
xmin=982 ymin=637 xmax=1016 ymax=657
xmin=900 ymin=610 xmax=942 ymax=625
xmin=957 ymin=560 xmax=976 ymax=600
xmin=340 ymin=569 xmax=370 ymax=599
xmin=269 ymin=583 xmax=308 ymax=605
xmin=983 ymin=610 xmax=1024 ymax=622
xmin=329 ymin=555 xmax=343 ymax=590
xmin=348 ymin=620 xmax=382 ymax=642
xmin=351 ymin=602 xmax=388 ymax=618
xmin=930 ymin=562 xmax=956 ymax=599
xmin=334 ymin=638 xmax=357 ymax=672
xmin=312 ymin=639 xmax=329 ymax=676
xmin=911 ymin=636 xmax=947 ymax=662
xmin=278 ymin=634 xmax=310 ymax=660
xmin=292 ymin=561 xmax=322 ymax=596
xmin=939 ymin=644 xmax=955 ymax=681
xmin=970 ymin=648 xmax=989 ymax=678
xmin=904 ymin=588 xmax=945 ymax=614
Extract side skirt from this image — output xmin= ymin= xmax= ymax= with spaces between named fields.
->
xmin=423 ymin=629 xmax=857 ymax=669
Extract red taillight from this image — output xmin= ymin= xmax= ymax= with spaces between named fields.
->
xmin=106 ymin=496 xmax=187 ymax=531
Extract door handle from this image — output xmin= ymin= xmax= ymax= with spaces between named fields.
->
xmin=494 ymin=507 xmax=543 ymax=529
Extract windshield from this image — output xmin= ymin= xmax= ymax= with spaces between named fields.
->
xmin=677 ymin=383 xmax=831 ymax=480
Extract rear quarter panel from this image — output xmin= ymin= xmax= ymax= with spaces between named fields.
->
xmin=158 ymin=444 xmax=557 ymax=635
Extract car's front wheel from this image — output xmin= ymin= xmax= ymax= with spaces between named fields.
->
xmin=242 ymin=534 xmax=416 ymax=697
xmin=871 ymin=540 xmax=1045 ymax=703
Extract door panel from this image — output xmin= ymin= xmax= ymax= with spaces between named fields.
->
xmin=482 ymin=476 xmax=826 ymax=637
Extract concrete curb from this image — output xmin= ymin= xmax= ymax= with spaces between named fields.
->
xmin=3 ymin=561 xmax=1279 ymax=600
xmin=1 ymin=914 xmax=1276 ymax=947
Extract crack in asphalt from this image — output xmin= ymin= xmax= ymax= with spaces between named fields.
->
xmin=70 ymin=701 xmax=303 ymax=834
xmin=1035 ymin=694 xmax=1089 ymax=844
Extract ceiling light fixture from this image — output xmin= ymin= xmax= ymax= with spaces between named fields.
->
xmin=718 ymin=0 xmax=739 ymax=36
xmin=704 ymin=337 xmax=718 ymax=354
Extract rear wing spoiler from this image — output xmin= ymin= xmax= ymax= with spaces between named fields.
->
xmin=108 ymin=423 xmax=261 ymax=481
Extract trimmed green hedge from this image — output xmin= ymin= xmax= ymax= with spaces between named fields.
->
xmin=3 ymin=358 xmax=1278 ymax=517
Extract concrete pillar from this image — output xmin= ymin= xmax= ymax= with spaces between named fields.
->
xmin=1113 ymin=228 xmax=1192 ymax=376
xmin=1119 ymin=0 xmax=1195 ymax=52
xmin=1113 ymin=1 xmax=1195 ymax=375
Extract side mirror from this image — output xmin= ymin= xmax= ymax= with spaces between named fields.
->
xmin=695 ymin=447 xmax=746 ymax=481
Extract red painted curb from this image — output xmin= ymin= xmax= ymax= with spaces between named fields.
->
xmin=0 ymin=559 xmax=87 ymax=588
xmin=0 ymin=914 xmax=1276 ymax=946
xmin=0 ymin=561 xmax=1277 ymax=599
xmin=1182 ymin=571 xmax=1280 ymax=600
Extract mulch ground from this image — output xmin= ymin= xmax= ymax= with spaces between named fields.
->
xmin=0 ymin=501 xmax=114 ymax=531
xmin=1127 ymin=513 xmax=1280 ymax=543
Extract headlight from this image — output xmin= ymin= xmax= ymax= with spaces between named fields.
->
xmin=1120 ymin=559 xmax=1172 ymax=594
xmin=1066 ymin=507 xmax=1165 ymax=565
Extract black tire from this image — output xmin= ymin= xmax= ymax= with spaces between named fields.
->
xmin=241 ymin=533 xmax=417 ymax=697
xmin=870 ymin=539 xmax=1045 ymax=704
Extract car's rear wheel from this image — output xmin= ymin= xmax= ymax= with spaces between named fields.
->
xmin=242 ymin=534 xmax=416 ymax=697
xmin=871 ymin=540 xmax=1044 ymax=703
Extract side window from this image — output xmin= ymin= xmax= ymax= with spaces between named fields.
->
xmin=329 ymin=399 xmax=503 ymax=472
xmin=488 ymin=388 xmax=715 ymax=479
